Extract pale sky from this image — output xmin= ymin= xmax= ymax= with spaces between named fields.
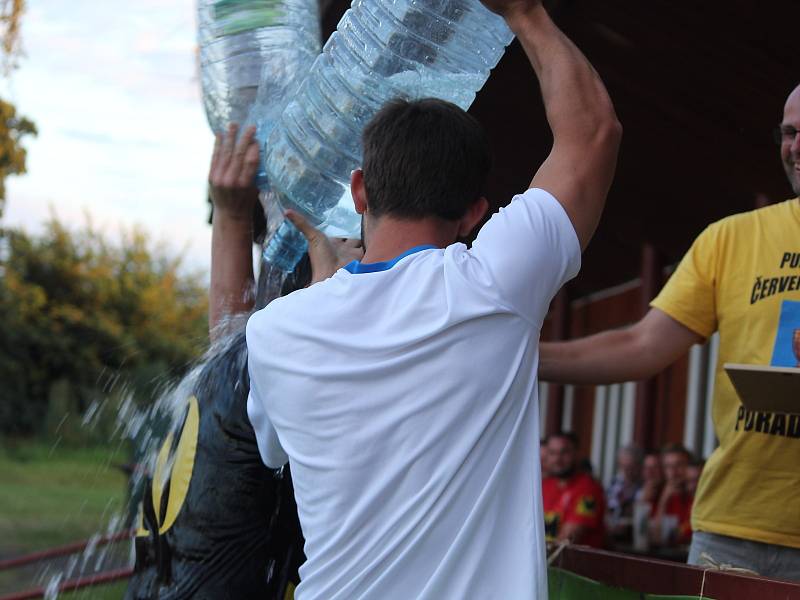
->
xmin=3 ymin=0 xmax=216 ymax=275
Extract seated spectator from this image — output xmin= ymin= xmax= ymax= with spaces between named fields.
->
xmin=650 ymin=443 xmax=693 ymax=547
xmin=685 ymin=458 xmax=704 ymax=497
xmin=542 ymin=432 xmax=606 ymax=548
xmin=606 ymin=444 xmax=643 ymax=545
xmin=635 ymin=451 xmax=664 ymax=510
xmin=578 ymin=458 xmax=596 ymax=475
xmin=540 ymin=438 xmax=550 ymax=479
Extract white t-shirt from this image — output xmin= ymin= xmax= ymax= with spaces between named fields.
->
xmin=247 ymin=188 xmax=581 ymax=600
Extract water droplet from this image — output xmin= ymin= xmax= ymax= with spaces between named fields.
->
xmin=54 ymin=413 xmax=69 ymax=434
xmin=47 ymin=436 xmax=62 ymax=458
xmin=44 ymin=573 xmax=63 ymax=600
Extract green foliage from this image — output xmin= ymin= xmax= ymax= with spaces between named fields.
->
xmin=0 ymin=215 xmax=209 ymax=437
xmin=0 ymin=441 xmax=128 ymax=596
xmin=0 ymin=98 xmax=36 ymax=217
xmin=0 ymin=0 xmax=37 ymax=217
xmin=0 ymin=0 xmax=25 ymax=75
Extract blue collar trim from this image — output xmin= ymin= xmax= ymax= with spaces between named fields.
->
xmin=343 ymin=245 xmax=437 ymax=274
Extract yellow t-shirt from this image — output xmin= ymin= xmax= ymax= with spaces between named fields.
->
xmin=651 ymin=198 xmax=800 ymax=549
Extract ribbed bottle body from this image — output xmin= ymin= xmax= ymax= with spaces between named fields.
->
xmin=198 ymin=0 xmax=321 ymax=137
xmin=262 ymin=0 xmax=513 ymax=269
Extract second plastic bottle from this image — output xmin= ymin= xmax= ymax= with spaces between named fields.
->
xmin=262 ymin=0 xmax=514 ymax=272
xmin=197 ymin=0 xmax=321 ymax=137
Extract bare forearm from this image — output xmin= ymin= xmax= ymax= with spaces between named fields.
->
xmin=539 ymin=309 xmax=702 ymax=385
xmin=508 ymin=6 xmax=618 ymax=140
xmin=209 ymin=210 xmax=255 ymax=339
xmin=507 ymin=5 xmax=620 ymax=249
xmin=559 ymin=522 xmax=588 ymax=545
xmin=206 ymin=124 xmax=260 ymax=340
xmin=539 ymin=328 xmax=656 ymax=385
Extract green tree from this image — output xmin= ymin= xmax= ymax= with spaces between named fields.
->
xmin=0 ymin=0 xmax=36 ymax=218
xmin=0 ymin=215 xmax=209 ymax=437
xmin=0 ymin=0 xmax=24 ymax=74
xmin=0 ymin=98 xmax=36 ymax=217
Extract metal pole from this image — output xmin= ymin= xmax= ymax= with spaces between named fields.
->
xmin=545 ymin=288 xmax=570 ymax=436
xmin=0 ymin=530 xmax=133 ymax=571
xmin=633 ymin=243 xmax=662 ymax=449
xmin=0 ymin=567 xmax=134 ymax=600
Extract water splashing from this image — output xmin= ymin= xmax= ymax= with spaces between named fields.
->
xmin=43 ymin=572 xmax=63 ymax=600
xmin=25 ymin=211 xmax=302 ymax=598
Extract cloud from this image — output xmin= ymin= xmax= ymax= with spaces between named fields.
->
xmin=4 ymin=0 xmax=216 ymax=275
xmin=59 ymin=129 xmax=118 ymax=145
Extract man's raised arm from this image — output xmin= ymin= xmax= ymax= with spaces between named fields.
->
xmin=484 ymin=0 xmax=621 ymax=250
xmin=207 ymin=124 xmax=364 ymax=342
xmin=208 ymin=124 xmax=259 ymax=341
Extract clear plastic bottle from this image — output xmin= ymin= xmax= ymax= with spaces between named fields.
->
xmin=197 ymin=0 xmax=320 ymax=140
xmin=261 ymin=0 xmax=514 ymax=272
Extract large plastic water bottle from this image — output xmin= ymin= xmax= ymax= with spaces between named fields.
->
xmin=261 ymin=0 xmax=514 ymax=272
xmin=197 ymin=0 xmax=321 ymax=139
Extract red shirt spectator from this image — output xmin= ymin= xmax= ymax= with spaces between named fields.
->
xmin=542 ymin=432 xmax=606 ymax=548
xmin=661 ymin=491 xmax=693 ymax=545
xmin=652 ymin=444 xmax=694 ymax=547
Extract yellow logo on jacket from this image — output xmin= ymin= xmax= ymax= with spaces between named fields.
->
xmin=136 ymin=396 xmax=199 ymax=536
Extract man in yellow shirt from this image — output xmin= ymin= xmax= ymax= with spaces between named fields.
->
xmin=539 ymin=84 xmax=800 ymax=580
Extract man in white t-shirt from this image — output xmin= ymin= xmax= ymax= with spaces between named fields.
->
xmin=246 ymin=0 xmax=621 ymax=597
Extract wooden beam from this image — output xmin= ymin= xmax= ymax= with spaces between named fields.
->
xmin=633 ymin=243 xmax=662 ymax=450
xmin=545 ymin=289 xmax=570 ymax=436
xmin=552 ymin=544 xmax=800 ymax=599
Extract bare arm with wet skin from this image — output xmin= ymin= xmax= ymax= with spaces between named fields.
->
xmin=208 ymin=124 xmax=259 ymax=341
xmin=207 ymin=124 xmax=363 ymax=341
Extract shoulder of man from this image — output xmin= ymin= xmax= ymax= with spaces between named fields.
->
xmin=247 ymin=275 xmax=346 ymax=342
xmin=245 ymin=295 xmax=293 ymax=345
xmin=679 ymin=199 xmax=792 ymax=263
xmin=711 ymin=198 xmax=793 ymax=232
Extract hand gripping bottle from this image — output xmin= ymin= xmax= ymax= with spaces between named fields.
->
xmin=261 ymin=0 xmax=514 ymax=272
xmin=197 ymin=0 xmax=321 ymax=142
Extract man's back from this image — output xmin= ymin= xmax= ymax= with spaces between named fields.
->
xmin=247 ymin=189 xmax=581 ymax=599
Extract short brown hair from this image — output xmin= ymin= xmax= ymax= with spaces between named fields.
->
xmin=660 ymin=443 xmax=691 ymax=461
xmin=546 ymin=431 xmax=579 ymax=448
xmin=361 ymin=98 xmax=491 ymax=221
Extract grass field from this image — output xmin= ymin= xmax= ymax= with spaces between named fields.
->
xmin=0 ymin=440 xmax=131 ymax=599
xmin=59 ymin=582 xmax=129 ymax=599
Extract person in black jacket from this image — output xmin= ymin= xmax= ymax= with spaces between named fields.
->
xmin=125 ymin=124 xmax=361 ymax=599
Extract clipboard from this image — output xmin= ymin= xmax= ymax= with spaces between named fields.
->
xmin=724 ymin=363 xmax=800 ymax=414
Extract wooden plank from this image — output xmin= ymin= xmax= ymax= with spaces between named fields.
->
xmin=554 ymin=545 xmax=800 ymax=599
